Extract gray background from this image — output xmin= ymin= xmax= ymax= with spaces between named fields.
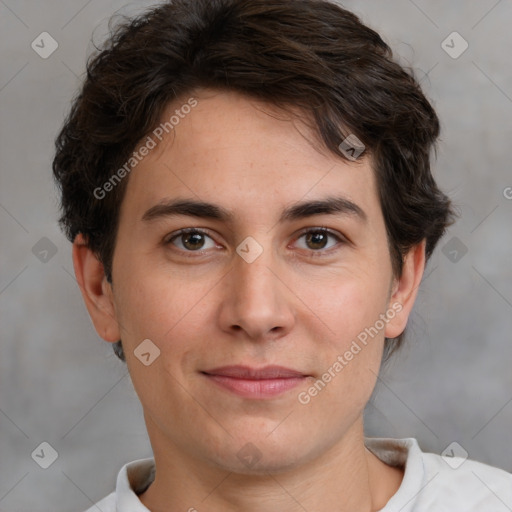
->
xmin=1 ymin=0 xmax=511 ymax=510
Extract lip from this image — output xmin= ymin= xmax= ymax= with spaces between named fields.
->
xmin=201 ymin=365 xmax=310 ymax=399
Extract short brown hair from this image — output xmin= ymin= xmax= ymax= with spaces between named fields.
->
xmin=53 ymin=0 xmax=455 ymax=361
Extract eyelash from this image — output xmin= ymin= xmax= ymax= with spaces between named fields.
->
xmin=164 ymin=227 xmax=345 ymax=258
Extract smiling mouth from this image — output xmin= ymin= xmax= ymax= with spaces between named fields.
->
xmin=201 ymin=365 xmax=310 ymax=399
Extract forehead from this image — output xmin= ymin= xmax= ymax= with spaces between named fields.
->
xmin=120 ymin=89 xmax=380 ymax=225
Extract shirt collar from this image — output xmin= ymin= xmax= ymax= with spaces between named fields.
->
xmin=116 ymin=457 xmax=155 ymax=511
xmin=365 ymin=437 xmax=426 ymax=512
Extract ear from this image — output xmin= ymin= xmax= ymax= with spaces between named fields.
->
xmin=385 ymin=240 xmax=426 ymax=339
xmin=72 ymin=233 xmax=120 ymax=343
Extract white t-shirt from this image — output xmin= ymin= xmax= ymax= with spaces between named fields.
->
xmin=84 ymin=437 xmax=512 ymax=511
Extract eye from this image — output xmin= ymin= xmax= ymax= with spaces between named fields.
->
xmin=164 ymin=227 xmax=345 ymax=256
xmin=293 ymin=227 xmax=344 ymax=252
xmin=165 ymin=228 xmax=217 ymax=252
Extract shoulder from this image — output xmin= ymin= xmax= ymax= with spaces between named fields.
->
xmin=83 ymin=492 xmax=116 ymax=512
xmin=366 ymin=437 xmax=512 ymax=511
xmin=420 ymin=448 xmax=512 ymax=509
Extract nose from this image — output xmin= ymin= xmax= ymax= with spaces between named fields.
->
xmin=217 ymin=242 xmax=296 ymax=342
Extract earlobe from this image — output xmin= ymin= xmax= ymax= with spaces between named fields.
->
xmin=384 ymin=240 xmax=426 ymax=339
xmin=72 ymin=234 xmax=121 ymax=342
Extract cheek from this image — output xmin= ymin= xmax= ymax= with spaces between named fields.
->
xmin=300 ymin=288 xmax=385 ymax=420
xmin=297 ymin=274 xmax=388 ymax=397
xmin=116 ymin=271 xmax=206 ymax=408
xmin=113 ymin=262 xmax=220 ymax=355
xmin=113 ymin=270 xmax=178 ymax=345
xmin=297 ymin=269 xmax=390 ymax=341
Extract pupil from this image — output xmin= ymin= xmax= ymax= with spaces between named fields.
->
xmin=307 ymin=231 xmax=327 ymax=250
xmin=184 ymin=232 xmax=204 ymax=250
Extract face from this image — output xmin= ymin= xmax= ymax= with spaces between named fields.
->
xmin=79 ymin=89 xmax=421 ymax=474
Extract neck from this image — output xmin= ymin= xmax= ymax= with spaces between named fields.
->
xmin=139 ymin=417 xmax=403 ymax=512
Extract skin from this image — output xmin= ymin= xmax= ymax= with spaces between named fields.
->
xmin=73 ymin=89 xmax=426 ymax=512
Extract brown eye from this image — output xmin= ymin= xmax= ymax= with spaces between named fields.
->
xmin=181 ymin=232 xmax=205 ymax=250
xmin=294 ymin=228 xmax=343 ymax=252
xmin=305 ymin=231 xmax=329 ymax=250
xmin=167 ymin=229 xmax=216 ymax=252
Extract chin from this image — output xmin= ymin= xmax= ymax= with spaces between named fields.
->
xmin=204 ymin=431 xmax=316 ymax=475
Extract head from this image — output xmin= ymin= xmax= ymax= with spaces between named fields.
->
xmin=53 ymin=0 xmax=454 ymax=473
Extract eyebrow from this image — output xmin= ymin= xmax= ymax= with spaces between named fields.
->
xmin=142 ymin=196 xmax=367 ymax=224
